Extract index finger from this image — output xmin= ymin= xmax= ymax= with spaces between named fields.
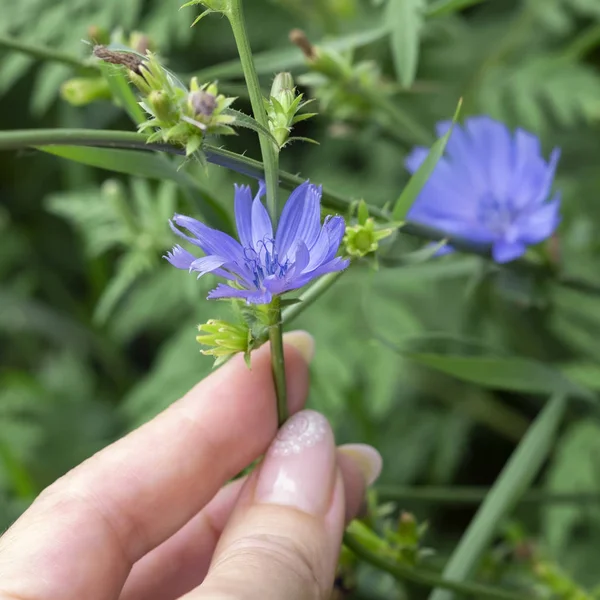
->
xmin=0 ymin=332 xmax=313 ymax=600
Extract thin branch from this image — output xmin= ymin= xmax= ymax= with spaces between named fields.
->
xmin=343 ymin=532 xmax=530 ymax=600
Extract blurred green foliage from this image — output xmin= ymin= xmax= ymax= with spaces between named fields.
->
xmin=3 ymin=0 xmax=600 ymax=597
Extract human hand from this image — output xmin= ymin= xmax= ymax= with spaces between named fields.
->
xmin=0 ymin=331 xmax=382 ymax=600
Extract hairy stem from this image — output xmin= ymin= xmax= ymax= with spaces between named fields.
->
xmin=226 ymin=0 xmax=279 ymax=223
xmin=343 ymin=532 xmax=529 ymax=600
xmin=267 ymin=297 xmax=288 ymax=426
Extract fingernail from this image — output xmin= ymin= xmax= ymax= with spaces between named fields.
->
xmin=255 ymin=410 xmax=335 ymax=515
xmin=337 ymin=444 xmax=382 ymax=487
xmin=283 ymin=330 xmax=315 ymax=364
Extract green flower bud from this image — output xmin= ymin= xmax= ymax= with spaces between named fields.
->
xmin=147 ymin=90 xmax=176 ymax=122
xmin=60 ymin=77 xmax=111 ymax=106
xmin=344 ymin=218 xmax=394 ymax=258
xmin=196 ymin=319 xmax=251 ymax=366
xmin=265 ymin=71 xmax=316 ymax=148
xmin=270 ymin=72 xmax=295 ymax=108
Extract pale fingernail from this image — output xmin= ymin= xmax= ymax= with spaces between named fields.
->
xmin=338 ymin=444 xmax=382 ymax=487
xmin=254 ymin=410 xmax=335 ymax=515
xmin=283 ymin=330 xmax=315 ymax=364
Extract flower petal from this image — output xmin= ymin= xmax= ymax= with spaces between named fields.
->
xmin=207 ymin=283 xmax=252 ymax=300
xmin=492 ymin=240 xmax=526 ymax=263
xmin=164 ymin=245 xmax=196 ymax=270
xmin=234 ymin=184 xmax=253 ymax=248
xmin=171 ymin=215 xmax=244 ymax=263
xmin=518 ymin=194 xmax=561 ymax=244
xmin=189 ymin=255 xmax=228 ymax=278
xmin=275 ymin=181 xmax=322 ymax=259
xmin=323 ymin=216 xmax=346 ymax=263
xmin=251 ymin=195 xmax=273 ymax=248
xmin=290 ymin=256 xmax=350 ymax=290
xmin=405 ymin=147 xmax=428 ymax=173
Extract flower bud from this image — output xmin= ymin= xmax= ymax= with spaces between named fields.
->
xmin=270 ymin=72 xmax=295 ymax=107
xmin=147 ymin=90 xmax=176 ymax=122
xmin=344 ymin=217 xmax=394 ymax=258
xmin=189 ymin=89 xmax=217 ymax=117
xmin=60 ymin=77 xmax=111 ymax=106
xmin=196 ymin=319 xmax=251 ymax=366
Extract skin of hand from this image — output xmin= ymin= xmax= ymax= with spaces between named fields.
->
xmin=0 ymin=331 xmax=382 ymax=600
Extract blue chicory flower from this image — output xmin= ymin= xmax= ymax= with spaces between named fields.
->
xmin=166 ymin=181 xmax=350 ymax=304
xmin=406 ymin=116 xmax=561 ymax=263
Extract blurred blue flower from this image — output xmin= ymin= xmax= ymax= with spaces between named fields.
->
xmin=166 ymin=181 xmax=349 ymax=304
xmin=406 ymin=116 xmax=561 ymax=263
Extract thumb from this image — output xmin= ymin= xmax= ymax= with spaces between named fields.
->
xmin=187 ymin=410 xmax=381 ymax=600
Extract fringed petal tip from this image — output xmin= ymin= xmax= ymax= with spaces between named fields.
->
xmin=164 ymin=245 xmax=196 ymax=270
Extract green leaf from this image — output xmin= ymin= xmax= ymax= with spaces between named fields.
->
xmin=392 ymin=99 xmax=462 ymax=220
xmin=387 ymin=0 xmax=425 ymax=88
xmin=406 ymin=354 xmax=592 ymax=400
xmin=38 ymin=145 xmax=232 ymax=230
xmin=222 ymin=108 xmax=280 ymax=146
xmin=40 ymin=145 xmax=190 ymax=182
xmin=98 ymin=62 xmax=146 ymax=125
xmin=426 ymin=0 xmax=488 ymax=18
xmin=429 ymin=393 xmax=568 ymax=600
xmin=94 ymin=251 xmax=154 ymax=325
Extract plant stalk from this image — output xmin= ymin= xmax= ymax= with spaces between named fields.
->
xmin=225 ymin=0 xmax=279 ymax=224
xmin=268 ymin=297 xmax=288 ymax=426
xmin=343 ymin=532 xmax=529 ymax=600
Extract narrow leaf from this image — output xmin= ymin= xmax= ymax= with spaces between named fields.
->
xmin=98 ymin=62 xmax=146 ymax=124
xmin=392 ymin=99 xmax=462 ymax=220
xmin=428 ymin=394 xmax=568 ymax=600
xmin=387 ymin=0 xmax=425 ymax=88
xmin=39 ymin=145 xmax=231 ymax=230
xmin=407 ymin=354 xmax=592 ymax=400
xmin=222 ymin=108 xmax=279 ymax=147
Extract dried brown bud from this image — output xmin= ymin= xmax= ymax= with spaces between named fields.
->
xmin=189 ymin=90 xmax=217 ymax=117
xmin=289 ymin=29 xmax=316 ymax=60
xmin=93 ymin=45 xmax=145 ymax=75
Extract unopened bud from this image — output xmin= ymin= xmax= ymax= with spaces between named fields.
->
xmin=271 ymin=72 xmax=295 ymax=101
xmin=197 ymin=319 xmax=251 ymax=367
xmin=60 ymin=77 xmax=111 ymax=106
xmin=344 ymin=217 xmax=394 ymax=258
xmin=189 ymin=90 xmax=217 ymax=117
xmin=148 ymin=90 xmax=175 ymax=121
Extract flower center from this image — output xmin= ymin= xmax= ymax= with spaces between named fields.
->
xmin=243 ymin=237 xmax=290 ymax=288
xmin=478 ymin=193 xmax=514 ymax=235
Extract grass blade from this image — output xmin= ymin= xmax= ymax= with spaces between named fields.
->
xmin=428 ymin=393 xmax=568 ymax=600
xmin=392 ymin=99 xmax=462 ymax=220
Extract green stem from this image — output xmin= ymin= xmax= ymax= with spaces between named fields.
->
xmin=0 ymin=33 xmax=95 ymax=72
xmin=343 ymin=532 xmax=529 ymax=600
xmin=268 ymin=297 xmax=288 ymax=426
xmin=375 ymin=485 xmax=600 ymax=505
xmin=225 ymin=0 xmax=279 ymax=224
